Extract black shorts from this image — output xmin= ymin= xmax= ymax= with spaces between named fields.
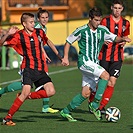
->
xmin=100 ymin=60 xmax=122 ymax=78
xmin=22 ymin=68 xmax=52 ymax=88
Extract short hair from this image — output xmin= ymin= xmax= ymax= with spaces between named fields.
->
xmin=37 ymin=7 xmax=49 ymax=19
xmin=112 ymin=0 xmax=124 ymax=7
xmin=89 ymin=7 xmax=102 ymax=19
xmin=21 ymin=13 xmax=34 ymax=25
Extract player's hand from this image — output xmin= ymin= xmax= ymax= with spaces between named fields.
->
xmin=124 ymin=37 xmax=131 ymax=43
xmin=46 ymin=56 xmax=51 ymax=63
xmin=104 ymin=41 xmax=110 ymax=45
xmin=62 ymin=57 xmax=69 ymax=66
xmin=8 ymin=26 xmax=19 ymax=35
xmin=119 ymin=42 xmax=126 ymax=47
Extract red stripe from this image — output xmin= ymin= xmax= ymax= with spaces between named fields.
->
xmin=99 ymin=15 xmax=130 ymax=61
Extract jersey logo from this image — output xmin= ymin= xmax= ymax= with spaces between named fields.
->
xmin=30 ymin=38 xmax=34 ymax=42
xmin=115 ymin=26 xmax=118 ymax=29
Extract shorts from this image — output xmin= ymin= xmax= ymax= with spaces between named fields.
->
xmin=79 ymin=60 xmax=105 ymax=92
xmin=100 ymin=60 xmax=122 ymax=78
xmin=21 ymin=68 xmax=52 ymax=88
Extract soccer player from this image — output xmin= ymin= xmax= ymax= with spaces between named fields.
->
xmin=0 ymin=12 xmax=62 ymax=126
xmin=0 ymin=9 xmax=59 ymax=113
xmin=60 ymin=7 xmax=131 ymax=122
xmin=89 ymin=0 xmax=130 ymax=113
xmin=34 ymin=8 xmax=59 ymax=113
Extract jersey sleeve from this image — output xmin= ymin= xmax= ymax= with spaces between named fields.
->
xmin=99 ymin=25 xmax=117 ymax=42
xmin=66 ymin=28 xmax=81 ymax=44
xmin=104 ymin=32 xmax=117 ymax=42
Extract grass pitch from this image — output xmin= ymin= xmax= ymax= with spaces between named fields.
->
xmin=0 ymin=64 xmax=132 ymax=133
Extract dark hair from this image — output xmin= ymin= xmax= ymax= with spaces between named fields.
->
xmin=112 ymin=0 xmax=124 ymax=6
xmin=89 ymin=7 xmax=102 ymax=19
xmin=21 ymin=13 xmax=34 ymax=25
xmin=37 ymin=7 xmax=49 ymax=19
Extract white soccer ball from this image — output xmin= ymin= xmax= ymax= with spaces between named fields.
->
xmin=105 ymin=107 xmax=121 ymax=122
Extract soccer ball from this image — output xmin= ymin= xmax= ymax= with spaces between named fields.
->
xmin=105 ymin=107 xmax=121 ymax=122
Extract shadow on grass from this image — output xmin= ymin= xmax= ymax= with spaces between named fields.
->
xmin=128 ymin=125 xmax=133 ymax=130
xmin=0 ymin=107 xmax=107 ymax=123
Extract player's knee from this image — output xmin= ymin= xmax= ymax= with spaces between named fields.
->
xmin=46 ymin=88 xmax=56 ymax=97
xmin=82 ymin=87 xmax=91 ymax=98
xmin=108 ymin=80 xmax=116 ymax=87
xmin=101 ymin=71 xmax=110 ymax=80
xmin=108 ymin=76 xmax=117 ymax=87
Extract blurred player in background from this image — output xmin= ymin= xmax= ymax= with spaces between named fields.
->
xmin=35 ymin=8 xmax=59 ymax=113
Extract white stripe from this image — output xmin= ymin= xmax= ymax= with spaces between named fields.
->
xmin=90 ymin=31 xmax=94 ymax=61
xmin=0 ymin=67 xmax=78 ymax=86
xmin=95 ymin=31 xmax=98 ymax=61
xmin=85 ymin=31 xmax=89 ymax=58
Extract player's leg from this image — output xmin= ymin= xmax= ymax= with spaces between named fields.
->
xmin=28 ymin=72 xmax=56 ymax=99
xmin=60 ymin=91 xmax=88 ymax=122
xmin=41 ymin=98 xmax=59 ymax=113
xmin=90 ymin=71 xmax=109 ymax=108
xmin=60 ymin=66 xmax=96 ymax=122
xmin=88 ymin=60 xmax=109 ymax=103
xmin=81 ymin=60 xmax=109 ymax=120
xmin=2 ymin=68 xmax=33 ymax=126
xmin=40 ymin=62 xmax=59 ymax=113
xmin=34 ymin=85 xmax=59 ymax=113
xmin=36 ymin=85 xmax=59 ymax=113
xmin=2 ymin=85 xmax=31 ymax=126
xmin=0 ymin=82 xmax=22 ymax=97
xmin=99 ymin=61 xmax=122 ymax=110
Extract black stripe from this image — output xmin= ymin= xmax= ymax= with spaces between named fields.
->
xmin=29 ymin=36 xmax=38 ymax=69
xmin=19 ymin=32 xmax=30 ymax=68
xmin=106 ymin=17 xmax=110 ymax=30
xmin=111 ymin=23 xmax=119 ymax=61
xmin=102 ymin=17 xmax=110 ymax=60
xmin=118 ymin=19 xmax=126 ymax=60
xmin=36 ymin=29 xmax=44 ymax=70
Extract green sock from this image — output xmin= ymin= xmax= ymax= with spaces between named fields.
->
xmin=63 ymin=93 xmax=86 ymax=114
xmin=42 ymin=98 xmax=50 ymax=109
xmin=92 ymin=79 xmax=108 ymax=109
xmin=0 ymin=82 xmax=22 ymax=95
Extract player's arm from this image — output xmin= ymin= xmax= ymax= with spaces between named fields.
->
xmin=62 ymin=31 xmax=80 ymax=66
xmin=0 ymin=26 xmax=18 ymax=46
xmin=118 ymin=36 xmax=129 ymax=47
xmin=62 ymin=42 xmax=71 ymax=66
xmin=104 ymin=28 xmax=131 ymax=45
xmin=46 ymin=39 xmax=62 ymax=61
xmin=114 ymin=36 xmax=131 ymax=44
xmin=41 ymin=46 xmax=51 ymax=63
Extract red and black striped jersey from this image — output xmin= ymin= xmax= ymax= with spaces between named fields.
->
xmin=99 ymin=15 xmax=130 ymax=61
xmin=6 ymin=29 xmax=48 ymax=71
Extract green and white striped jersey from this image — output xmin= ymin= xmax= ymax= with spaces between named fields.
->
xmin=66 ymin=24 xmax=117 ymax=68
xmin=34 ymin=22 xmax=47 ymax=34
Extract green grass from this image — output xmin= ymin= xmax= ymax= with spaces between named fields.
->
xmin=0 ymin=64 xmax=133 ymax=133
